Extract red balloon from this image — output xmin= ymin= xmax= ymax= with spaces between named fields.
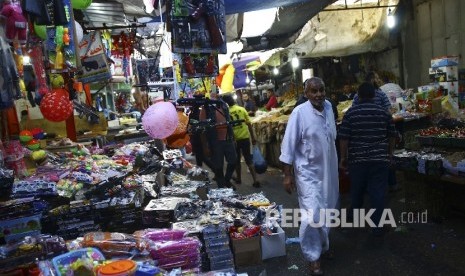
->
xmin=40 ymin=90 xmax=74 ymax=122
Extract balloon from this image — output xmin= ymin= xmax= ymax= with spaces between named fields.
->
xmin=34 ymin=22 xmax=47 ymax=40
xmin=74 ymin=21 xmax=84 ymax=42
xmin=142 ymin=102 xmax=178 ymax=139
xmin=40 ymin=90 xmax=74 ymax=122
xmin=72 ymin=0 xmax=92 ymax=9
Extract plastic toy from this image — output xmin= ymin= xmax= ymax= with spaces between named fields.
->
xmin=0 ymin=0 xmax=27 ymax=47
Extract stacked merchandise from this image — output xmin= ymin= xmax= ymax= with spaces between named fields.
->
xmin=0 ymin=198 xmax=47 ymax=245
xmin=418 ymin=56 xmax=460 ymax=113
xmin=0 ymin=234 xmax=67 ymax=270
xmin=136 ymin=229 xmax=202 ymax=272
xmin=202 ymin=224 xmax=234 ymax=271
xmin=41 ymin=201 xmax=101 ymax=240
xmin=143 ymin=197 xmax=191 ymax=229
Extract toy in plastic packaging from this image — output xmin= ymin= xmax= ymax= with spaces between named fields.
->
xmin=81 ymin=232 xmax=152 ymax=258
xmin=134 ymin=229 xmax=187 ymax=242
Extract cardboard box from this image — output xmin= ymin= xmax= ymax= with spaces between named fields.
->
xmin=431 ymin=56 xmax=459 ymax=68
xmin=417 ymin=84 xmax=439 ymax=96
xmin=439 ymin=81 xmax=459 ymax=97
xmin=231 ymin=236 xmax=262 ymax=267
xmin=261 ymin=226 xmax=286 ymax=260
xmin=429 ymin=66 xmax=458 ymax=82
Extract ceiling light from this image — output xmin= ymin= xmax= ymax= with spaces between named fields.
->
xmin=291 ymin=57 xmax=299 ymax=69
xmin=245 ymin=74 xmax=250 ymax=84
xmin=273 ymin=67 xmax=279 ymax=75
xmin=387 ymin=8 xmax=396 ymax=29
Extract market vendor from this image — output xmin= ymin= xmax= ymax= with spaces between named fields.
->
xmin=264 ymin=89 xmax=278 ymax=111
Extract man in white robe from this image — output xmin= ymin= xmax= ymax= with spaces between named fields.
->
xmin=279 ymin=77 xmax=339 ymax=275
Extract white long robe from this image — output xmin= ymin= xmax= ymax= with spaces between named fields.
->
xmin=279 ymin=100 xmax=339 ymax=262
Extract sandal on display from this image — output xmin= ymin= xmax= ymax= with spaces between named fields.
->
xmin=309 ymin=260 xmax=324 ymax=275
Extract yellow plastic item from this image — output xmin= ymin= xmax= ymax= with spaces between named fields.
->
xmin=55 ymin=46 xmax=64 ymax=70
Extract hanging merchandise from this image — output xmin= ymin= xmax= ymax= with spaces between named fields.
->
xmin=29 ymin=44 xmax=50 ymax=97
xmin=135 ymin=58 xmax=160 ymax=84
xmin=181 ymin=53 xmax=217 ymax=78
xmin=0 ymin=0 xmax=28 ymax=47
xmin=165 ymin=110 xmax=190 ymax=149
xmin=39 ymin=89 xmax=74 ymax=122
xmin=142 ymin=101 xmax=179 ymax=139
xmin=77 ymin=31 xmax=111 ymax=83
xmin=33 ymin=22 xmax=47 ymax=40
xmin=110 ymin=32 xmax=134 ymax=83
xmin=24 ymin=0 xmax=69 ymax=26
xmin=71 ymin=0 xmax=92 ymax=10
xmin=42 ymin=0 xmax=77 ymax=69
xmin=0 ymin=36 xmax=21 ymax=110
xmin=171 ymin=0 xmax=226 ymax=54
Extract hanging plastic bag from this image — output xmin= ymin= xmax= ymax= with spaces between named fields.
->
xmin=252 ymin=145 xmax=267 ymax=174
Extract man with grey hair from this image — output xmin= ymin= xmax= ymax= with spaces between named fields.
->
xmin=279 ymin=77 xmax=339 ymax=275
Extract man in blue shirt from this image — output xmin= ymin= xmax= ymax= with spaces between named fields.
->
xmin=352 ymin=71 xmax=399 ymax=191
xmin=339 ymin=82 xmax=396 ymax=236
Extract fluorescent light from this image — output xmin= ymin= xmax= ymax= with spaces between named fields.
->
xmin=291 ymin=57 xmax=299 ymax=69
xmin=387 ymin=9 xmax=396 ymax=29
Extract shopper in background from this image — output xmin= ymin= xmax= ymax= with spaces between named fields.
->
xmin=279 ymin=77 xmax=339 ymax=275
xmin=339 ymin=82 xmax=397 ymax=236
xmin=199 ymin=91 xmax=237 ymax=189
xmin=242 ymin=92 xmax=256 ymax=116
xmin=339 ymin=84 xmax=357 ymax=101
xmin=264 ymin=89 xmax=278 ymax=111
xmin=352 ymin=71 xmax=399 ymax=191
xmin=222 ymin=93 xmax=260 ymax=188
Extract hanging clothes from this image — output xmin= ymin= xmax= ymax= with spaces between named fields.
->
xmin=0 ymin=36 xmax=21 ymax=110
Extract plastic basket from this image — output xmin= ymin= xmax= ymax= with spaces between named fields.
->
xmin=52 ymin=248 xmax=105 ymax=276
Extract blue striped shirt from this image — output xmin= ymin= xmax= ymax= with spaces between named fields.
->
xmin=339 ymin=102 xmax=396 ymax=164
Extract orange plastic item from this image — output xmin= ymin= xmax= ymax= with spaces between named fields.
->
xmin=98 ymin=260 xmax=137 ymax=276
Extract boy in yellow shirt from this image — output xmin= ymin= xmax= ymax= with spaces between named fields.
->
xmin=221 ymin=93 xmax=260 ymax=188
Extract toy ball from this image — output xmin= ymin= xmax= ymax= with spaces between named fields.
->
xmin=142 ymin=102 xmax=179 ymax=139
xmin=33 ymin=22 xmax=47 ymax=40
xmin=50 ymin=74 xmax=65 ymax=88
xmin=31 ymin=150 xmax=47 ymax=161
xmin=27 ymin=139 xmax=41 ymax=151
xmin=40 ymin=90 xmax=74 ymax=122
xmin=31 ymin=128 xmax=45 ymax=140
xmin=19 ymin=130 xmax=33 ymax=143
xmin=72 ymin=0 xmax=93 ymax=9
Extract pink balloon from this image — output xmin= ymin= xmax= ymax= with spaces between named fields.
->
xmin=142 ymin=102 xmax=179 ymax=139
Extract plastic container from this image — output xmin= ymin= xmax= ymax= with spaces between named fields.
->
xmin=98 ymin=260 xmax=137 ymax=276
xmin=52 ymin=248 xmax=105 ymax=276
xmin=135 ymin=264 xmax=161 ymax=276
